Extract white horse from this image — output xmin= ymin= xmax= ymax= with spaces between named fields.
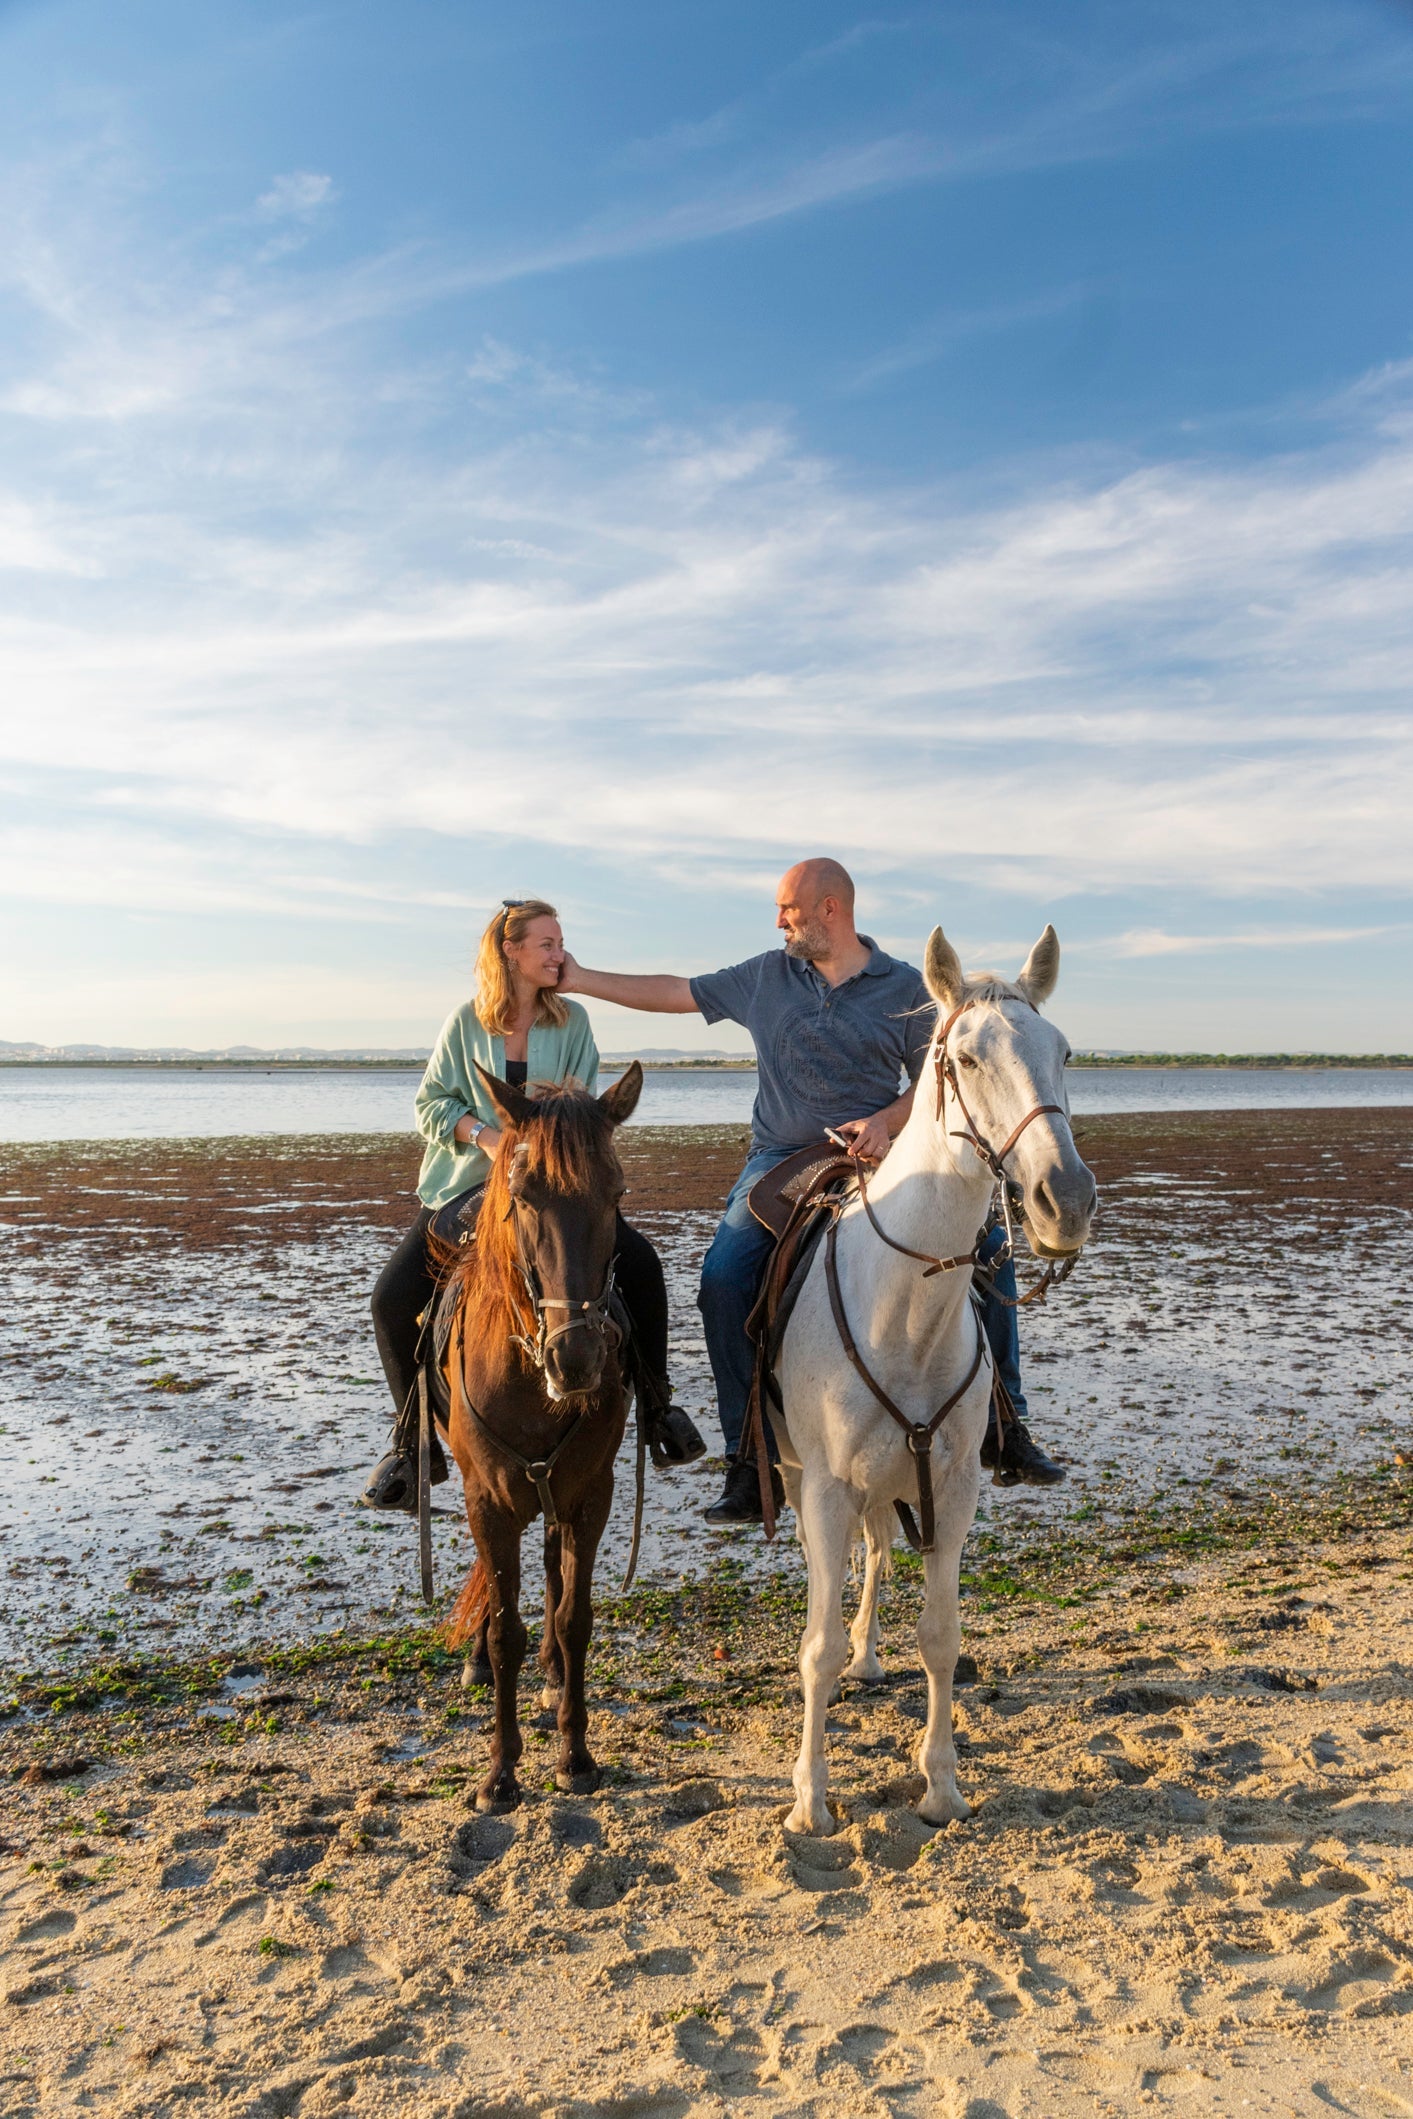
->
xmin=773 ymin=923 xmax=1097 ymax=1836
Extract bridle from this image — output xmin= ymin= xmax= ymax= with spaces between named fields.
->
xmin=849 ymin=994 xmax=1082 ymax=1306
xmin=503 ymin=1146 xmax=623 ymax=1374
xmin=813 ymin=991 xmax=1084 ymax=1553
xmin=449 ymin=1139 xmax=630 ymax=1546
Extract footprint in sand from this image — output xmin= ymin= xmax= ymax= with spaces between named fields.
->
xmin=783 ymin=1831 xmax=862 ymax=1894
xmin=449 ymin=1814 xmax=515 ymax=1879
xmin=161 ymin=1854 xmax=217 ymax=1888
xmin=568 ymin=1853 xmax=631 ymax=1908
xmin=1300 ymin=1945 xmax=1401 ymax=2012
xmin=10 ymin=1909 xmax=78 ymax=1946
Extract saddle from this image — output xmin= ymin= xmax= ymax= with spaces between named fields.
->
xmin=740 ymin=1140 xmax=1011 ymax=1550
xmin=741 ymin=1143 xmax=859 ymax=1539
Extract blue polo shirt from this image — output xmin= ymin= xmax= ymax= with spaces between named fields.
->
xmin=690 ymin=938 xmax=934 ymax=1156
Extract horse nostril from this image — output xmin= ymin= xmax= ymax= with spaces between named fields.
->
xmin=1036 ymin=1180 xmax=1057 ymax=1222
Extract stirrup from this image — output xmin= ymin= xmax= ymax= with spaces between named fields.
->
xmin=646 ymin=1400 xmax=707 ymax=1468
xmin=361 ymin=1449 xmax=418 ymax=1513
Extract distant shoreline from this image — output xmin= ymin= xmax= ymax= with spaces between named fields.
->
xmin=0 ymin=1053 xmax=1410 ymax=1073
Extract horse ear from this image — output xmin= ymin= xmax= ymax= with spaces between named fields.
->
xmin=597 ymin=1059 xmax=643 ymax=1127
xmin=1016 ymin=924 xmax=1060 ymax=1006
xmin=473 ymin=1060 xmax=537 ymax=1128
xmin=923 ymin=925 xmax=965 ymax=1011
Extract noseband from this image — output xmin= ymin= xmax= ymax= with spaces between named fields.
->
xmin=504 ymin=1147 xmax=623 ymax=1374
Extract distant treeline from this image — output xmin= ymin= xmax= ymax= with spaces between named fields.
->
xmin=1066 ymin=1053 xmax=1413 ymax=1069
xmin=1 ymin=1052 xmax=1408 ymax=1073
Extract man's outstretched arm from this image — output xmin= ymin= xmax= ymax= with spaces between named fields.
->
xmin=558 ymin=950 xmax=701 ymax=1015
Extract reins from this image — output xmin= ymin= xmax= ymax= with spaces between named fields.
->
xmin=444 ymin=1140 xmax=645 ymax=1587
xmin=504 ymin=1145 xmax=624 ymax=1372
xmin=824 ymin=1214 xmax=986 ymax=1552
xmin=813 ymin=992 xmax=1084 ymax=1551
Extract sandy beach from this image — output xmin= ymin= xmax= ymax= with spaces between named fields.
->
xmin=2 ymin=1113 xmax=1412 ymax=2113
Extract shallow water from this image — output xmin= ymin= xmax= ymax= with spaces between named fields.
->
xmin=2 ymin=1062 xmax=1411 ymax=1143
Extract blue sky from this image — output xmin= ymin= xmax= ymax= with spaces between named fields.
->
xmin=3 ymin=0 xmax=1413 ymax=1054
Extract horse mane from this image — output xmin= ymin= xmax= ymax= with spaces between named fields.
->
xmin=960 ymin=972 xmax=1029 ymax=1006
xmin=435 ymin=1082 xmax=620 ymax=1361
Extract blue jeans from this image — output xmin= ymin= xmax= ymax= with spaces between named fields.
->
xmin=697 ymin=1148 xmax=792 ymax=1459
xmin=976 ymin=1223 xmax=1028 ymax=1422
xmin=696 ymin=1155 xmax=1030 ymax=1461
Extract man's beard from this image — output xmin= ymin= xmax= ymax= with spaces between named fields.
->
xmin=784 ymin=918 xmax=830 ymax=963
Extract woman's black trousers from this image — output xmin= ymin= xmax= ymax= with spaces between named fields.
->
xmin=370 ymin=1191 xmax=670 ymax=1426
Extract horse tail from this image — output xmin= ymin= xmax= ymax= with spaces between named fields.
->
xmin=443 ymin=1558 xmax=490 ymax=1650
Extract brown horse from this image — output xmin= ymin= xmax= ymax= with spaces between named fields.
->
xmin=439 ymin=1061 xmax=643 ymax=1812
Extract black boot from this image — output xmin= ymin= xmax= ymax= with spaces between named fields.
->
xmin=703 ymin=1454 xmax=785 ymax=1523
xmin=980 ymin=1407 xmax=1066 ymax=1488
xmin=627 ymin=1353 xmax=707 ymax=1468
xmin=361 ymin=1382 xmax=450 ymax=1513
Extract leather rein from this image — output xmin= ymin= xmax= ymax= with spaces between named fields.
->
xmin=820 ymin=994 xmax=1080 ymax=1553
xmin=451 ymin=1145 xmax=624 ymax=1532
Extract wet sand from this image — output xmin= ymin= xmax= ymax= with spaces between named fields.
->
xmin=2 ymin=1114 xmax=1410 ymax=1663
xmin=3 ymin=1115 xmax=1413 ymax=2115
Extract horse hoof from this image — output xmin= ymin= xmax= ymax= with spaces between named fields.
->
xmin=541 ymin=1684 xmax=563 ymax=1712
xmin=916 ymin=1792 xmax=971 ymax=1826
xmin=841 ymin=1658 xmax=888 ymax=1687
xmin=784 ymin=1802 xmax=837 ymax=1837
xmin=475 ymin=1783 xmax=521 ymax=1814
xmin=462 ymin=1658 xmax=493 ymax=1691
xmin=555 ymin=1766 xmax=601 ymax=1795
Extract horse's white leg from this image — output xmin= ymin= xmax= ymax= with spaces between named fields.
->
xmin=786 ymin=1474 xmax=855 ymax=1837
xmin=914 ymin=1521 xmax=971 ymax=1826
xmin=842 ymin=1504 xmax=892 ymax=1685
xmin=778 ymin=1458 xmax=806 ymax=1555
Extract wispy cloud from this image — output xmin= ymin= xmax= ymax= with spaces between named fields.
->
xmin=256 ymin=171 xmax=338 ymax=221
xmin=845 ymin=287 xmax=1094 ymax=392
xmin=1093 ymin=924 xmax=1402 ymax=959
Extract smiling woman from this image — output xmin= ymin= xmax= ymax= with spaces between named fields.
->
xmin=361 ymin=897 xmax=704 ymax=1513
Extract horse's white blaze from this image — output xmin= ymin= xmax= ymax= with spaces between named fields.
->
xmin=773 ymin=928 xmax=1095 ymax=1837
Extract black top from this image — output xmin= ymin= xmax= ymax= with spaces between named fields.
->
xmin=504 ymin=1059 xmax=528 ymax=1088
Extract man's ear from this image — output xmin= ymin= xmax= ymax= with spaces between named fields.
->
xmin=598 ymin=1060 xmax=643 ymax=1127
xmin=474 ymin=1061 xmax=537 ymax=1129
xmin=923 ymin=926 xmax=966 ymax=1011
xmin=1016 ymin=924 xmax=1060 ymax=1006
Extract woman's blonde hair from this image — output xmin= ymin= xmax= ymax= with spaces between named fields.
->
xmin=474 ymin=898 xmax=570 ymax=1036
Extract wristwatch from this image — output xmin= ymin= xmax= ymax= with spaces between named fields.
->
xmin=466 ymin=1118 xmax=486 ymax=1146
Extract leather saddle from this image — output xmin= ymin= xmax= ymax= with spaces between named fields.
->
xmin=741 ymin=1144 xmax=858 ymax=1537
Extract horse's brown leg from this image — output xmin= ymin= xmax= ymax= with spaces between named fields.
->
xmin=540 ymin=1524 xmax=566 ymax=1711
xmin=472 ymin=1509 xmax=527 ymax=1812
xmin=553 ymin=1468 xmax=614 ymax=1794
xmin=461 ymin=1613 xmax=493 ymax=1692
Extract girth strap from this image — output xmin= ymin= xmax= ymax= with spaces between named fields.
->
xmin=824 ymin=1215 xmax=986 ymax=1554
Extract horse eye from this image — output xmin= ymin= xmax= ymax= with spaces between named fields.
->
xmin=958 ymin=1054 xmax=979 ymax=1072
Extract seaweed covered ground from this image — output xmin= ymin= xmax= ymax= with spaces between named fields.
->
xmin=1 ymin=1112 xmax=1410 ymax=1661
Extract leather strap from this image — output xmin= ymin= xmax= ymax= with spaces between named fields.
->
xmin=824 ymin=1216 xmax=986 ymax=1554
xmin=451 ymin=1316 xmax=587 ymax=1527
xmin=932 ymin=996 xmax=1063 ymax=1176
xmin=854 ymin=1157 xmax=982 ymax=1278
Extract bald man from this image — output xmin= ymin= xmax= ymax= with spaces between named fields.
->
xmin=560 ymin=860 xmax=1062 ymax=1521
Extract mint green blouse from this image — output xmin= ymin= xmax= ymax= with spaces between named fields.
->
xmin=414 ymin=999 xmax=600 ymax=1208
